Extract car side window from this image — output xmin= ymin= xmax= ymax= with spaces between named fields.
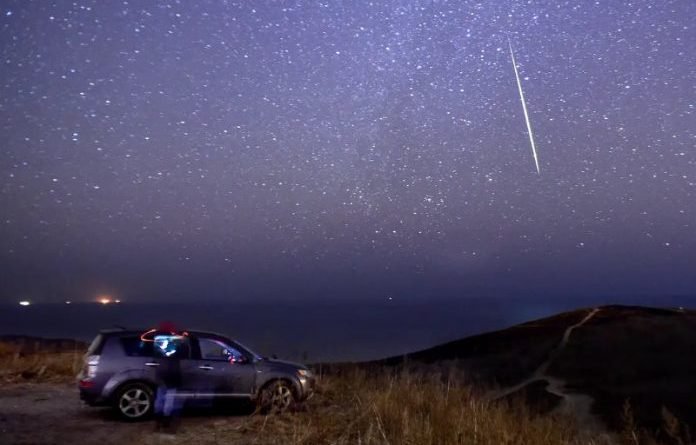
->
xmin=153 ymin=334 xmax=191 ymax=359
xmin=120 ymin=336 xmax=154 ymax=357
xmin=198 ymin=337 xmax=245 ymax=363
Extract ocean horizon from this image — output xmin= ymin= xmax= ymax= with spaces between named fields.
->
xmin=2 ymin=295 xmax=693 ymax=362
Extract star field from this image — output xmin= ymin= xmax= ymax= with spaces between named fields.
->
xmin=1 ymin=0 xmax=695 ymax=302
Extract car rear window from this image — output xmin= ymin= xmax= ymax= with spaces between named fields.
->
xmin=120 ymin=336 xmax=155 ymax=357
xmin=86 ymin=334 xmax=105 ymax=356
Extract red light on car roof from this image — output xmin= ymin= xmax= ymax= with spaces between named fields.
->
xmin=140 ymin=327 xmax=186 ymax=342
xmin=139 ymin=328 xmax=157 ymax=342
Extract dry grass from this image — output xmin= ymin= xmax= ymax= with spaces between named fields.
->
xmin=1 ymin=343 xmax=685 ymax=444
xmin=171 ymin=367 xmax=619 ymax=445
xmin=0 ymin=341 xmax=82 ymax=382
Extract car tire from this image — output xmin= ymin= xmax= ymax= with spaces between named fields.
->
xmin=258 ymin=380 xmax=296 ymax=414
xmin=114 ymin=382 xmax=155 ymax=421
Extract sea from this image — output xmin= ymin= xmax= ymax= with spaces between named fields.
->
xmin=0 ymin=295 xmax=692 ymax=362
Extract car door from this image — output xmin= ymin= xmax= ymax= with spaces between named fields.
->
xmin=152 ymin=333 xmax=195 ymax=398
xmin=188 ymin=336 xmax=257 ymax=399
xmin=113 ymin=334 xmax=160 ymax=383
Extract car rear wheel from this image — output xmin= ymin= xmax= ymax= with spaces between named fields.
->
xmin=114 ymin=383 xmax=154 ymax=421
xmin=258 ymin=380 xmax=296 ymax=414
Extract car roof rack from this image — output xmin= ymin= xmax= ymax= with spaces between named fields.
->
xmin=184 ymin=328 xmax=232 ymax=339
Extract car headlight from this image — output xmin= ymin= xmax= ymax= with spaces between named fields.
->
xmin=297 ymin=369 xmax=312 ymax=377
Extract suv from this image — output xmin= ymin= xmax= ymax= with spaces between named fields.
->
xmin=77 ymin=328 xmax=315 ymax=420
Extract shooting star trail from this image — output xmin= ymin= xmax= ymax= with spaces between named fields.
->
xmin=508 ymin=38 xmax=541 ymax=174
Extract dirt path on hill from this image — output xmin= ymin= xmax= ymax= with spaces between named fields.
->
xmin=0 ymin=382 xmax=251 ymax=445
xmin=489 ymin=308 xmax=604 ymax=432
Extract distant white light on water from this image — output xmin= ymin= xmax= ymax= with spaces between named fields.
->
xmin=19 ymin=301 xmax=31 ymax=306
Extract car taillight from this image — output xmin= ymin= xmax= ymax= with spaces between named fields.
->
xmin=84 ymin=355 xmax=100 ymax=379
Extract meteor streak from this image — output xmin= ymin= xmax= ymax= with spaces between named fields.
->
xmin=508 ymin=38 xmax=541 ymax=174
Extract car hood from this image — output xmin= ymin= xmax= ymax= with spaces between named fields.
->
xmin=258 ymin=358 xmax=308 ymax=371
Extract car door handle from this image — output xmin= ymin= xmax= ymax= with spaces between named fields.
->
xmin=198 ymin=365 xmax=213 ymax=370
xmin=145 ymin=362 xmax=160 ymax=367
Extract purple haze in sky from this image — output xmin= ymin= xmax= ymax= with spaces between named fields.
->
xmin=1 ymin=1 xmax=695 ymax=305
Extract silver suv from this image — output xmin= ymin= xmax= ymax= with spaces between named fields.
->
xmin=78 ymin=328 xmax=315 ymax=420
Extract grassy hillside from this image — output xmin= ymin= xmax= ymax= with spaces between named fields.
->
xmin=0 ymin=343 xmax=616 ymax=444
xmin=548 ymin=305 xmax=696 ymax=433
xmin=185 ymin=368 xmax=620 ymax=445
xmin=378 ymin=308 xmax=590 ymax=386
xmin=373 ymin=305 xmax=696 ymax=443
xmin=3 ymin=305 xmax=694 ymax=444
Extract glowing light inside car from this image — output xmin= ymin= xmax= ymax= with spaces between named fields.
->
xmin=140 ymin=328 xmax=186 ymax=342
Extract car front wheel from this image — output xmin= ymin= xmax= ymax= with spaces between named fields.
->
xmin=258 ymin=380 xmax=296 ymax=414
xmin=114 ymin=383 xmax=154 ymax=421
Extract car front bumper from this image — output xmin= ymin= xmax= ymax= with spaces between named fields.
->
xmin=297 ymin=374 xmax=316 ymax=400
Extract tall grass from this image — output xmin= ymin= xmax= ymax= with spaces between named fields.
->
xmin=190 ymin=367 xmax=618 ymax=445
xmin=0 ymin=341 xmax=82 ymax=382
xmin=1 ymin=344 xmax=686 ymax=444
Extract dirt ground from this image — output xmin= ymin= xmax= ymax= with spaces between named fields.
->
xmin=0 ymin=382 xmax=268 ymax=445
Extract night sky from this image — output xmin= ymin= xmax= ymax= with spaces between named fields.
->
xmin=2 ymin=1 xmax=695 ymax=305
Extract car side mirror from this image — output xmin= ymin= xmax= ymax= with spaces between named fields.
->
xmin=230 ymin=355 xmax=249 ymax=365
